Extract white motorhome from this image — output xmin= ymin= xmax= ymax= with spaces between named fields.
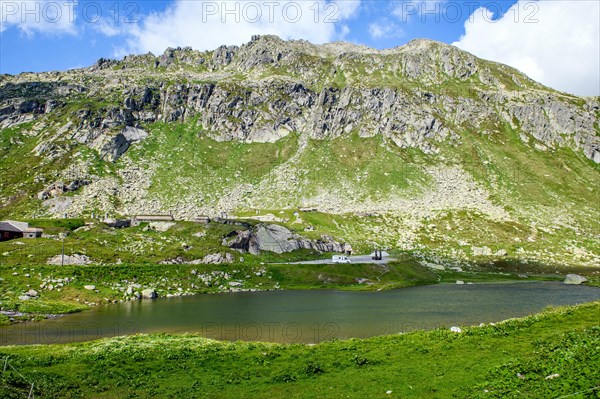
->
xmin=332 ymin=255 xmax=351 ymax=264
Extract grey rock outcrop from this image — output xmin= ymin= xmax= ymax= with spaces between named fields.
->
xmin=198 ymin=253 xmax=234 ymax=264
xmin=472 ymin=246 xmax=492 ymax=256
xmin=141 ymin=288 xmax=158 ymax=299
xmin=161 ymin=253 xmax=234 ymax=265
xmin=38 ymin=179 xmax=91 ymax=200
xmin=104 ymin=219 xmax=132 ymax=228
xmin=101 ymin=126 xmax=148 ymax=161
xmin=563 ymin=274 xmax=588 ymax=285
xmin=223 ymin=224 xmax=352 ymax=255
xmin=47 ymin=254 xmax=91 ymax=265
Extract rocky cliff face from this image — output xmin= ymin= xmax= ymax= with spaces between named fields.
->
xmin=0 ymin=35 xmax=598 ymax=223
xmin=1 ymin=35 xmax=598 ymax=164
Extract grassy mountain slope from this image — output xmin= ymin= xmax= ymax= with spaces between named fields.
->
xmin=0 ymin=36 xmax=598 ymax=268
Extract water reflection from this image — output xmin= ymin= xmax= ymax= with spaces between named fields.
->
xmin=1 ymin=282 xmax=598 ymax=345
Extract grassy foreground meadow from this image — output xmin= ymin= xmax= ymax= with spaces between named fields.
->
xmin=0 ymin=302 xmax=598 ymax=398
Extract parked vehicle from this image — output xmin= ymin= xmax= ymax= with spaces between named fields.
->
xmin=372 ymin=249 xmax=383 ymax=260
xmin=332 ymin=255 xmax=351 ymax=264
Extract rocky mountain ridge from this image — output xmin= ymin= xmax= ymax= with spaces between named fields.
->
xmin=1 ymin=35 xmax=598 ymax=165
xmin=0 ymin=36 xmax=598 ymax=267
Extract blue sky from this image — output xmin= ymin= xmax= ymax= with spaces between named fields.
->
xmin=1 ymin=0 xmax=598 ymax=95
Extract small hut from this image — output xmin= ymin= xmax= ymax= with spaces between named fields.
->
xmin=0 ymin=221 xmax=43 ymax=241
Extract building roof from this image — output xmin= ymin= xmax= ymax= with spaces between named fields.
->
xmin=0 ymin=220 xmax=29 ymax=232
xmin=134 ymin=215 xmax=174 ymax=221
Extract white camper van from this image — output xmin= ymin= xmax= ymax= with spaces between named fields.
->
xmin=332 ymin=255 xmax=351 ymax=264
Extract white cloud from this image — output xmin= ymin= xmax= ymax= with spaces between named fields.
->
xmin=0 ymin=0 xmax=77 ymax=36
xmin=338 ymin=24 xmax=351 ymax=40
xmin=368 ymin=18 xmax=403 ymax=39
xmin=453 ymin=0 xmax=600 ymax=96
xmin=119 ymin=0 xmax=360 ymax=56
xmin=92 ymin=19 xmax=121 ymax=38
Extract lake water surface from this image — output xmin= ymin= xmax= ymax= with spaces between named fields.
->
xmin=1 ymin=282 xmax=598 ymax=345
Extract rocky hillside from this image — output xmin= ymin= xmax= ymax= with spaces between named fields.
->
xmin=0 ymin=35 xmax=598 ymax=266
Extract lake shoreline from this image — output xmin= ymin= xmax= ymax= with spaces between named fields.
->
xmin=1 ymin=281 xmax=598 ymax=346
xmin=0 ymin=267 xmax=566 ymax=328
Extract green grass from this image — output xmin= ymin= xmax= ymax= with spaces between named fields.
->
xmin=0 ymin=220 xmax=239 ymax=266
xmin=267 ymin=260 xmax=438 ymax=290
xmin=123 ymin=119 xmax=435 ymax=214
xmin=124 ymin=118 xmax=300 ymax=208
xmin=442 ymin=122 xmax=600 ymax=231
xmin=435 ymin=269 xmax=559 ymax=284
xmin=0 ymin=302 xmax=597 ymax=398
xmin=293 ymin=133 xmax=431 ymax=201
xmin=0 ymin=122 xmax=56 ymax=217
xmin=22 ymin=218 xmax=85 ymax=234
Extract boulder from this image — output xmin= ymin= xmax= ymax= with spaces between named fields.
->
xmin=563 ymin=274 xmax=588 ymax=285
xmin=141 ymin=288 xmax=157 ymax=299
xmin=223 ymin=224 xmax=352 ymax=255
xmin=18 ymin=295 xmax=31 ymax=301
xmin=26 ymin=289 xmax=38 ymax=297
xmin=254 ymin=224 xmax=298 ymax=253
xmin=450 ymin=326 xmax=462 ymax=333
xmin=184 ymin=253 xmax=234 ymax=265
xmin=472 ymin=246 xmax=492 ymax=256
xmin=223 ymin=229 xmax=260 ymax=255
xmin=100 ymin=126 xmax=148 ymax=162
xmin=423 ymin=262 xmax=445 ymax=270
xmin=203 ymin=253 xmax=234 ymax=264
xmin=84 ymin=285 xmax=96 ymax=290
xmin=47 ymin=254 xmax=91 ymax=265
xmin=125 ymin=285 xmax=141 ymax=296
